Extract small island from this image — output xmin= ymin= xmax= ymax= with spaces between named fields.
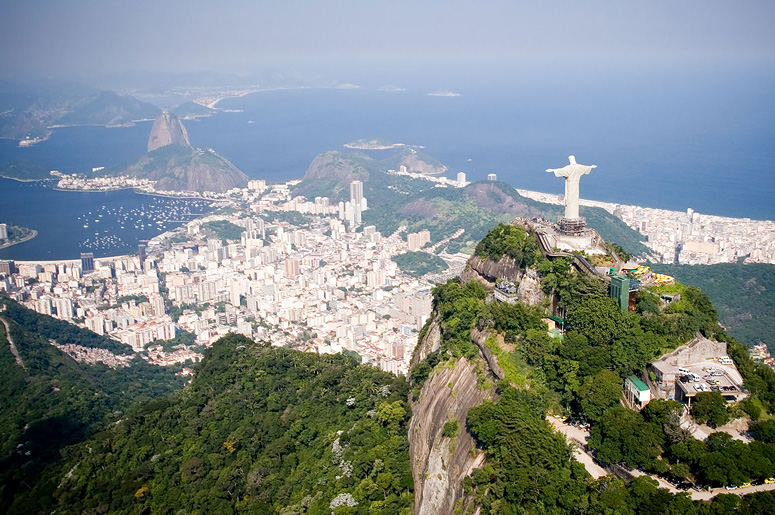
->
xmin=0 ymin=223 xmax=37 ymax=250
xmin=344 ymin=138 xmax=422 ymax=150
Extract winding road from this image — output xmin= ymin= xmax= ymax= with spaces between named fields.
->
xmin=547 ymin=415 xmax=775 ymax=500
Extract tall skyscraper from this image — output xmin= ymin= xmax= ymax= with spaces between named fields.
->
xmin=138 ymin=240 xmax=148 ymax=271
xmin=80 ymin=252 xmax=94 ymax=273
xmin=349 ymin=180 xmax=363 ymax=226
xmin=457 ymin=172 xmax=466 ymax=186
xmin=0 ymin=223 xmax=7 ymax=240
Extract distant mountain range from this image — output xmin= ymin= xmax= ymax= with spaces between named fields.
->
xmin=0 ymin=79 xmax=160 ymax=142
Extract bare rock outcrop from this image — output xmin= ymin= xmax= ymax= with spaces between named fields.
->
xmin=409 ymin=356 xmax=494 ymax=515
xmin=517 ymin=267 xmax=545 ymax=306
xmin=411 ymin=317 xmax=441 ymax=367
xmin=147 ymin=111 xmax=191 ymax=152
xmin=462 ymin=255 xmax=523 ymax=288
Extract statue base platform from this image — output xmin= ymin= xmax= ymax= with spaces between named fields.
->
xmin=558 ymin=217 xmax=587 ymax=236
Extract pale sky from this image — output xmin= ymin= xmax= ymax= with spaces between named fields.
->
xmin=1 ymin=0 xmax=773 ymax=78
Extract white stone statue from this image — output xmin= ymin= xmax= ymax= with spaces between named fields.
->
xmin=546 ymin=155 xmax=596 ymax=220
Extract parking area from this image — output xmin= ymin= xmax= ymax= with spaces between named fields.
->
xmin=674 ymin=359 xmax=747 ymax=404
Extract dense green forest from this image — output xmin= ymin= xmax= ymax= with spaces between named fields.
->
xmin=0 ymin=306 xmax=186 ymax=513
xmin=651 ymin=262 xmax=775 ymax=352
xmin=50 ymin=334 xmax=413 ymax=514
xmin=392 ymin=251 xmax=448 ymax=277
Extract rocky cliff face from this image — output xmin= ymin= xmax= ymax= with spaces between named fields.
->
xmin=460 ymin=254 xmax=546 ymax=306
xmin=409 ymin=354 xmax=494 ymax=515
xmin=460 ymin=254 xmax=524 ymax=288
xmin=147 ymin=111 xmax=191 ymax=152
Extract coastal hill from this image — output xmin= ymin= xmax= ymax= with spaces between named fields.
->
xmin=0 ymin=160 xmax=52 ymax=181
xmin=0 ymin=80 xmax=160 ymax=142
xmin=394 ymin=148 xmax=447 ymax=175
xmin=406 ymin=223 xmax=775 ymax=513
xmin=4 ymin=228 xmax=775 ymax=512
xmin=103 ymin=144 xmax=249 ymax=193
xmin=147 ymin=111 xmax=191 ymax=152
xmin=170 ymin=101 xmax=216 ymax=119
xmin=98 ymin=111 xmax=249 ymax=193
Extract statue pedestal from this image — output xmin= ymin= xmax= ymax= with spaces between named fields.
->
xmin=558 ymin=217 xmax=587 ymax=236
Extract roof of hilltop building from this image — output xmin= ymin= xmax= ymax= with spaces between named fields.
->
xmin=627 ymin=375 xmax=649 ymax=392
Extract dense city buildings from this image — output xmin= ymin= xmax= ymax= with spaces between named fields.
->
xmin=0 ymin=181 xmax=446 ymax=375
xmin=518 ymin=190 xmax=775 ymax=264
xmin=3 ymin=176 xmax=773 ymax=378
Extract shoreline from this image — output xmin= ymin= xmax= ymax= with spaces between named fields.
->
xmin=516 ymin=189 xmax=775 ymax=224
xmin=0 ymin=229 xmax=38 ymax=250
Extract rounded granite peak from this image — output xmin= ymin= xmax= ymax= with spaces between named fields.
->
xmin=147 ymin=111 xmax=191 ymax=152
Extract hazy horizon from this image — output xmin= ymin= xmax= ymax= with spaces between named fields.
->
xmin=1 ymin=1 xmax=773 ymax=85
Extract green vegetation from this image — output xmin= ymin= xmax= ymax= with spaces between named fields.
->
xmin=442 ymin=418 xmax=460 ymax=438
xmin=474 ymin=222 xmax=539 ymax=266
xmin=115 ymin=294 xmax=149 ymax=306
xmin=392 ymin=251 xmax=448 ymax=277
xmin=201 ymin=219 xmax=244 ymax=241
xmin=0 ymin=83 xmax=160 ymax=140
xmin=691 ymin=391 xmax=732 ymax=427
xmin=0 ymin=160 xmax=52 ymax=181
xmin=650 ymin=262 xmax=775 ymax=352
xmin=51 ymin=334 xmax=413 ymax=514
xmin=466 ymin=386 xmax=587 ymax=512
xmin=408 ymin=224 xmax=775 ymax=511
xmin=0 ymin=223 xmax=35 ymax=243
xmin=101 ymin=144 xmax=249 ymax=193
xmin=0 ymin=304 xmax=185 ymax=513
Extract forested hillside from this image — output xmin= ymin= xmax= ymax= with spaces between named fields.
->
xmin=50 ymin=334 xmax=413 ymax=514
xmin=651 ymin=263 xmax=775 ymax=352
xmin=0 ymin=303 xmax=186 ymax=513
xmin=409 ymin=224 xmax=775 ymax=513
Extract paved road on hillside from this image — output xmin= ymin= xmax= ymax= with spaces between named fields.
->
xmin=547 ymin=416 xmax=775 ymax=500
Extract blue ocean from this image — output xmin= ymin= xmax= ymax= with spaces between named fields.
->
xmin=1 ymin=66 xmax=773 ymax=260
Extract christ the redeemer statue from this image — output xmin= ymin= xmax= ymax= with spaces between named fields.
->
xmin=546 ymin=155 xmax=596 ymax=220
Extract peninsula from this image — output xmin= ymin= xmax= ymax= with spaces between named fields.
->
xmin=0 ymin=223 xmax=37 ymax=250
